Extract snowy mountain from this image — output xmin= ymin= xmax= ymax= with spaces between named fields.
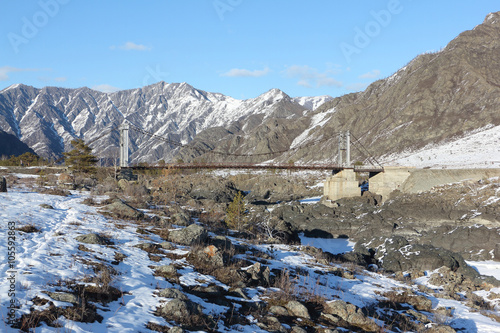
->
xmin=0 ymin=82 xmax=310 ymax=163
xmin=292 ymin=95 xmax=334 ymax=111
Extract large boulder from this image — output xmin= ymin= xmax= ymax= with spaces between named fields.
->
xmin=187 ymin=245 xmax=226 ymax=269
xmin=168 ymin=224 xmax=208 ymax=246
xmin=285 ymin=301 xmax=310 ymax=319
xmin=357 ymin=236 xmax=480 ymax=280
xmin=100 ymin=199 xmax=144 ymax=220
xmin=157 ymin=299 xmax=203 ymax=322
xmin=75 ymin=233 xmax=112 ymax=245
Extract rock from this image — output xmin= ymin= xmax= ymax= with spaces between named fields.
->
xmin=168 ymin=224 xmax=208 ymax=246
xmin=210 ymin=235 xmax=233 ymax=251
xmin=134 ymin=242 xmax=161 ymax=252
xmin=117 ymin=179 xmax=129 ymax=191
xmin=268 ymin=305 xmax=289 ymax=316
xmin=39 ymin=203 xmax=54 ymax=209
xmin=290 ymin=326 xmax=308 ymax=333
xmin=0 ymin=176 xmax=7 ymax=192
xmin=324 ymin=300 xmax=379 ymax=332
xmin=58 ymin=173 xmax=74 ymax=184
xmin=422 ymin=325 xmax=456 ymax=333
xmin=156 ymin=288 xmax=188 ymax=301
xmin=495 ymin=243 xmax=500 ymax=261
xmin=187 ymin=245 xmax=226 ymax=270
xmin=75 ymin=233 xmax=111 ymax=245
xmin=155 ymin=265 xmax=178 ymax=277
xmin=160 ymin=241 xmax=175 ymax=250
xmin=189 ymin=179 xmax=240 ymax=203
xmin=46 ymin=291 xmax=78 ymax=304
xmin=359 ymin=236 xmax=481 ymax=281
xmin=169 ymin=327 xmax=184 ymax=333
xmin=157 ymin=299 xmax=203 ymax=321
xmin=246 ymin=262 xmax=270 ymax=287
xmin=285 ymin=300 xmax=310 ymax=319
xmin=260 ymin=316 xmax=286 ymax=332
xmin=171 ymin=212 xmax=191 ymax=226
xmin=100 ymin=199 xmax=144 ymax=220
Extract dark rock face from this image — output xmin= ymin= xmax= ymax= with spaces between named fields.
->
xmin=355 ymin=236 xmax=481 ymax=280
xmin=419 ymin=225 xmax=500 ymax=261
xmin=0 ymin=129 xmax=35 ymax=157
xmin=0 ymin=176 xmax=7 ymax=192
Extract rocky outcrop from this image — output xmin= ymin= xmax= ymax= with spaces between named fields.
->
xmin=322 ymin=300 xmax=379 ymax=332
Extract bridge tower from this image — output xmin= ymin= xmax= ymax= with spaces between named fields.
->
xmin=337 ymin=131 xmax=351 ymax=167
xmin=119 ymin=122 xmax=129 ymax=167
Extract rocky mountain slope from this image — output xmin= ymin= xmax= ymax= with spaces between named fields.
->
xmin=0 ymin=129 xmax=35 ymax=157
xmin=183 ymin=12 xmax=500 ymax=167
xmin=0 ymin=82 xmax=327 ymax=163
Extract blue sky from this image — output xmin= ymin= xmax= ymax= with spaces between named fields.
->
xmin=1 ymin=1 xmax=499 ymax=99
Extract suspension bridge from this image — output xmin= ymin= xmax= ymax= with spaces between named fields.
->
xmin=88 ymin=121 xmax=419 ymax=203
xmin=112 ymin=122 xmax=384 ymax=173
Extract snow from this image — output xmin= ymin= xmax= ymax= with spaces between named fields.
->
xmin=292 ymin=95 xmax=333 ymax=111
xmin=1 ymin=184 xmax=500 ymax=332
xmin=290 ymin=107 xmax=336 ymax=149
xmin=467 ymin=261 xmax=500 ymax=280
xmin=299 ymin=235 xmax=355 ymax=254
xmin=381 ymin=124 xmax=500 ymax=168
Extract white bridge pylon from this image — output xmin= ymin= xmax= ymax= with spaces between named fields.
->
xmin=338 ymin=130 xmax=351 ymax=167
xmin=119 ymin=122 xmax=129 ymax=167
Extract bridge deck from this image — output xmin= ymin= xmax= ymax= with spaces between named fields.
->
xmin=128 ymin=163 xmax=384 ymax=173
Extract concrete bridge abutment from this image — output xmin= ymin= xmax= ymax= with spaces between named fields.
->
xmin=324 ymin=167 xmax=414 ymax=202
xmin=323 ymin=169 xmax=360 ymax=201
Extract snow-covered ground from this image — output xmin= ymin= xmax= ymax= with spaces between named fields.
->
xmin=381 ymin=125 xmax=500 ymax=169
xmin=1 ymin=185 xmax=500 ymax=332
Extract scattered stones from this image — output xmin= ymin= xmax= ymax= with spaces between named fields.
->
xmin=167 ymin=224 xmax=208 ymax=246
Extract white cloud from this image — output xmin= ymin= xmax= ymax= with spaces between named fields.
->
xmin=0 ymin=66 xmax=39 ymax=81
xmin=221 ymin=67 xmax=270 ymax=77
xmin=110 ymin=41 xmax=151 ymax=51
xmin=359 ymin=69 xmax=381 ymax=79
xmin=54 ymin=77 xmax=67 ymax=82
xmin=283 ymin=65 xmax=342 ymax=88
xmin=92 ymin=84 xmax=121 ymax=93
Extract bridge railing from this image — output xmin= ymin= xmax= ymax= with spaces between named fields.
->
xmin=127 ymin=163 xmax=384 ymax=172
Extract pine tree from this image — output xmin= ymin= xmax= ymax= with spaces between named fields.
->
xmin=64 ymin=139 xmax=98 ymax=174
xmin=225 ymin=191 xmax=246 ymax=231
